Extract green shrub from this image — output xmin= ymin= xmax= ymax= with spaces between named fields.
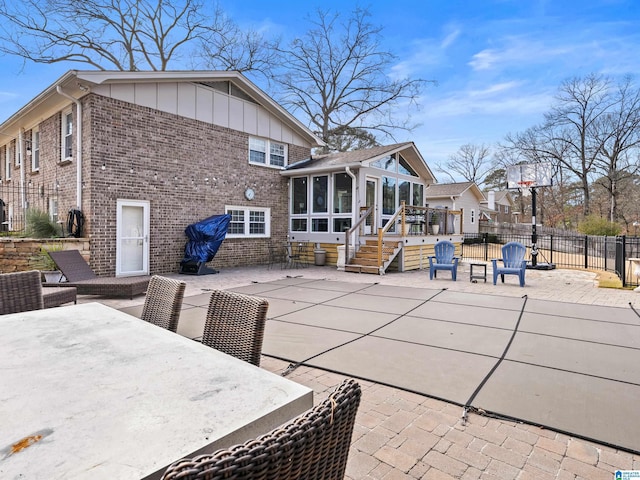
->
xmin=577 ymin=215 xmax=621 ymax=236
xmin=29 ymin=243 xmax=64 ymax=271
xmin=25 ymin=208 xmax=62 ymax=238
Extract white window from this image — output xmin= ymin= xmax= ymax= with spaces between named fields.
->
xmin=470 ymin=209 xmax=476 ymax=224
xmin=49 ymin=197 xmax=59 ymax=224
xmin=248 ymin=137 xmax=287 ymax=168
xmin=5 ymin=144 xmax=11 ymax=180
xmin=504 ymin=205 xmax=509 ymax=214
xmin=225 ymin=206 xmax=271 ymax=238
xmin=32 ymin=128 xmax=40 ymax=171
xmin=62 ymin=110 xmax=73 ymax=161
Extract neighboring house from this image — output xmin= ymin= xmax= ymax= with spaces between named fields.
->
xmin=425 ymin=182 xmax=485 ymax=234
xmin=0 ymin=70 xmax=323 ymax=275
xmin=480 ymin=190 xmax=516 ymax=224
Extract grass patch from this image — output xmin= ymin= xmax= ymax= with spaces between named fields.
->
xmin=594 ymin=271 xmax=624 ymax=289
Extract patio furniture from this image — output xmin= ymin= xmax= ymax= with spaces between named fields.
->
xmin=202 ymin=290 xmax=269 ymax=366
xmin=285 ymin=242 xmax=309 ymax=269
xmin=46 ymin=249 xmax=150 ymax=298
xmin=0 ymin=302 xmax=312 ymax=479
xmin=428 ymin=240 xmax=459 ymax=281
xmin=267 ymin=242 xmax=287 ymax=269
xmin=141 ymin=275 xmax=186 ymax=332
xmin=492 ymin=241 xmax=527 ymax=287
xmin=469 ymin=263 xmax=487 ymax=283
xmin=162 ymin=378 xmax=361 ymax=480
xmin=0 ymin=270 xmax=43 ymax=314
xmin=42 ymin=286 xmax=77 ymax=308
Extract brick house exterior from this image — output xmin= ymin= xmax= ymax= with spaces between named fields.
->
xmin=0 ymin=71 xmax=322 ymax=275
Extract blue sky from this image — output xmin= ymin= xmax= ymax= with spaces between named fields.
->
xmin=1 ymin=0 xmax=639 ymax=174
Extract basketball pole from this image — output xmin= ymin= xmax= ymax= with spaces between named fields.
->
xmin=531 ymin=187 xmax=538 ymax=267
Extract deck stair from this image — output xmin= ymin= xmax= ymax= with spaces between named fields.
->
xmin=344 ymin=240 xmax=402 ymax=275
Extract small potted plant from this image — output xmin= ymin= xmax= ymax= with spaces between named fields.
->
xmin=430 ymin=210 xmax=441 ymax=235
xmin=29 ymin=244 xmax=64 ymax=283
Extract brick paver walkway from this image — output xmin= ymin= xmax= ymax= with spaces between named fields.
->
xmin=87 ymin=262 xmax=640 ymax=479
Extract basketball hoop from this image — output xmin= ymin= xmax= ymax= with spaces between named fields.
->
xmin=517 ymin=180 xmax=535 ymax=197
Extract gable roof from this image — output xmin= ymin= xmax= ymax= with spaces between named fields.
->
xmin=0 ymin=70 xmax=324 ymax=147
xmin=425 ymin=182 xmax=486 ymax=201
xmin=282 ymin=142 xmax=436 ymax=182
xmin=480 ymin=190 xmax=515 ymax=207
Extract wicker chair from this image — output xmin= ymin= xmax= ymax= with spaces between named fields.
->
xmin=201 ymin=290 xmax=269 ymax=366
xmin=141 ymin=275 xmax=186 ymax=332
xmin=162 ymin=378 xmax=362 ymax=480
xmin=46 ymin=250 xmax=150 ymax=298
xmin=0 ymin=270 xmax=44 ymax=315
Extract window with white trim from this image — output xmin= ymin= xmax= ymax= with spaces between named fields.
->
xmin=225 ymin=206 xmax=271 ymax=238
xmin=5 ymin=144 xmax=12 ymax=180
xmin=32 ymin=128 xmax=40 ymax=171
xmin=470 ymin=209 xmax=476 ymax=224
xmin=248 ymin=136 xmax=287 ymax=168
xmin=62 ymin=110 xmax=73 ymax=161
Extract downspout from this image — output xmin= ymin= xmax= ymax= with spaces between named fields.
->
xmin=345 ymin=167 xmax=357 ymax=260
xmin=18 ymin=129 xmax=26 ymax=211
xmin=56 ymin=86 xmax=82 ymax=209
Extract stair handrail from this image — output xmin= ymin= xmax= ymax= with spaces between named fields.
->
xmin=345 ymin=205 xmax=374 ymax=262
xmin=377 ymin=202 xmax=408 ymax=268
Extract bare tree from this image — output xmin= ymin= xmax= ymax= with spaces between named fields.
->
xmin=324 ymin=126 xmax=379 ymax=152
xmin=503 ymin=74 xmax=614 ymax=217
xmin=591 ymin=76 xmax=640 ymax=221
xmin=436 ymin=143 xmax=493 ymax=185
xmin=272 ymin=7 xmax=431 ymax=151
xmin=0 ymin=0 xmax=272 ymax=74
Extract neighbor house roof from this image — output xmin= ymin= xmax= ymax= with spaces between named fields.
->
xmin=0 ymin=70 xmax=324 ymax=147
xmin=282 ymin=142 xmax=436 ymax=182
xmin=425 ymin=182 xmax=486 ymax=201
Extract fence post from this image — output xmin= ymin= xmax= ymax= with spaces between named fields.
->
xmin=550 ymin=235 xmax=553 ymax=265
xmin=483 ymin=232 xmax=488 ymax=261
xmin=584 ymin=236 xmax=588 ymax=269
xmin=618 ymin=236 xmax=627 ymax=287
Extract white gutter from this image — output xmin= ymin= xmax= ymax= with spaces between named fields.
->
xmin=56 ymin=86 xmax=82 ymax=209
xmin=280 ymin=162 xmax=361 ymax=176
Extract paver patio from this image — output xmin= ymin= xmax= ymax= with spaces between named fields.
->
xmin=86 ymin=262 xmax=640 ymax=479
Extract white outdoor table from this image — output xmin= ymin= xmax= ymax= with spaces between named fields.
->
xmin=0 ymin=302 xmax=313 ymax=480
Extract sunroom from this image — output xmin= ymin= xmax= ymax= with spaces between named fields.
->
xmin=281 ymin=142 xmax=465 ymax=274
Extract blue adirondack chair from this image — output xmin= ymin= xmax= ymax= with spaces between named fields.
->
xmin=492 ymin=242 xmax=527 ymax=287
xmin=428 ymin=240 xmax=459 ymax=281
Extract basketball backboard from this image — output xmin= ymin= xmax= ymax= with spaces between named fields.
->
xmin=506 ymin=163 xmax=553 ymax=189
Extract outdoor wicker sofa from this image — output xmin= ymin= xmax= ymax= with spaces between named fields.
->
xmin=45 ymin=250 xmax=150 ymax=299
xmin=0 ymin=270 xmax=44 ymax=314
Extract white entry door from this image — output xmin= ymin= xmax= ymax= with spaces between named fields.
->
xmin=365 ymin=177 xmax=378 ymax=235
xmin=116 ymin=199 xmax=150 ymax=276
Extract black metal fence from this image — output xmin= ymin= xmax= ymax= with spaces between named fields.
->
xmin=0 ymin=182 xmax=60 ymax=234
xmin=462 ymin=232 xmax=640 ymax=288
